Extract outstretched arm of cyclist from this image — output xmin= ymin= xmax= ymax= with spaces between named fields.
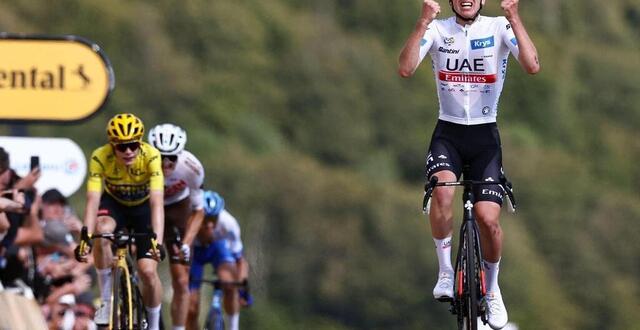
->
xmin=82 ymin=191 xmax=101 ymax=236
xmin=75 ymin=191 xmax=100 ymax=262
xmin=183 ymin=207 xmax=204 ymax=247
xmin=501 ymin=0 xmax=539 ymax=74
xmin=398 ymin=0 xmax=440 ymax=77
xmin=149 ymin=189 xmax=165 ymax=262
xmin=183 ymin=185 xmax=205 ymax=247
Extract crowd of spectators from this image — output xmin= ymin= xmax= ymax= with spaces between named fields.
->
xmin=0 ymin=147 xmax=97 ymax=330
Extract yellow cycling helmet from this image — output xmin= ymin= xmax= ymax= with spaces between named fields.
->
xmin=106 ymin=113 xmax=145 ymax=143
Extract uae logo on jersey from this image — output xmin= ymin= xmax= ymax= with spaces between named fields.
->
xmin=482 ymin=106 xmax=491 ymax=115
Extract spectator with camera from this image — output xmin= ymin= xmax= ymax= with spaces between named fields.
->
xmin=0 ymin=146 xmax=43 ymax=288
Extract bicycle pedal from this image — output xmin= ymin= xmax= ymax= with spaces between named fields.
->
xmin=436 ymin=296 xmax=453 ymax=303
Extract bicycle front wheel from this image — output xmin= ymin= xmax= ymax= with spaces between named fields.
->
xmin=463 ymin=226 xmax=479 ymax=330
xmin=111 ymin=265 xmax=134 ymax=330
xmin=204 ymin=290 xmax=225 ymax=330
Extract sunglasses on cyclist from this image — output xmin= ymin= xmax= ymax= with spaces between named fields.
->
xmin=161 ymin=155 xmax=178 ymax=162
xmin=113 ymin=141 xmax=140 ymax=152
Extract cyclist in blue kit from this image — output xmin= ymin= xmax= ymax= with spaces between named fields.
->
xmin=186 ymin=191 xmax=251 ymax=330
xmin=398 ymin=0 xmax=539 ymax=329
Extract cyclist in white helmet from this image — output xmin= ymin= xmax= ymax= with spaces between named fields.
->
xmin=399 ymin=1 xmax=539 ymax=329
xmin=148 ymin=123 xmax=205 ymax=330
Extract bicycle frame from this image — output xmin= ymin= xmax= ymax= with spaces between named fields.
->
xmin=89 ymin=231 xmax=153 ymax=330
xmin=422 ymin=171 xmax=516 ymax=330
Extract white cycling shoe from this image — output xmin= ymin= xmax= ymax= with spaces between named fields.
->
xmin=486 ymin=291 xmax=508 ymax=329
xmin=94 ymin=303 xmax=111 ymax=326
xmin=433 ymin=271 xmax=454 ymax=300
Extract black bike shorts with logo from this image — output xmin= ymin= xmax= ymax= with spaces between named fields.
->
xmin=425 ymin=120 xmax=505 ymax=205
xmin=97 ymin=193 xmax=154 ymax=260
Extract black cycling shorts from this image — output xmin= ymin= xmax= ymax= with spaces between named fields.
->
xmin=97 ymin=193 xmax=154 ymax=260
xmin=425 ymin=120 xmax=505 ymax=205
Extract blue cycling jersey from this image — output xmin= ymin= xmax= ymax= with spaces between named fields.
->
xmin=189 ymin=239 xmax=235 ymax=290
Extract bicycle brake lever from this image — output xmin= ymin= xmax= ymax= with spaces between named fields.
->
xmin=422 ymin=176 xmax=439 ymax=214
xmin=502 ymin=181 xmax=517 ymax=213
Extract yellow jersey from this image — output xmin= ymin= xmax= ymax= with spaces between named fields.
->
xmin=87 ymin=142 xmax=164 ymax=206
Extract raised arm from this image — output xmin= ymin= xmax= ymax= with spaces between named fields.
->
xmin=502 ymin=0 xmax=540 ymax=74
xmin=398 ymin=0 xmax=441 ymax=77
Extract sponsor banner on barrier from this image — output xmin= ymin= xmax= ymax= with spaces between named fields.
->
xmin=0 ymin=136 xmax=86 ymax=197
xmin=0 ymin=34 xmax=114 ymax=122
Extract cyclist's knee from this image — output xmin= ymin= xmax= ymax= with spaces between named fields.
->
xmin=172 ymin=274 xmax=189 ymax=292
xmin=95 ymin=216 xmax=116 ymax=233
xmin=137 ymin=262 xmax=159 ymax=283
xmin=475 ymin=202 xmax=501 ymax=231
xmin=433 ymin=187 xmax=455 ymax=209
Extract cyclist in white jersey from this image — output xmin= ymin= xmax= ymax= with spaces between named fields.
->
xmin=399 ymin=1 xmax=539 ymax=329
xmin=148 ymin=123 xmax=205 ymax=330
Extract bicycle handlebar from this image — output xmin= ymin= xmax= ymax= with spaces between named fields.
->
xmin=422 ymin=176 xmax=517 ymax=214
xmin=80 ymin=228 xmax=159 ymax=251
xmin=194 ymin=278 xmax=248 ymax=290
xmin=84 ymin=230 xmax=157 ymax=242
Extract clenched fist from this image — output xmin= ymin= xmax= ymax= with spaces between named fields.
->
xmin=501 ymin=0 xmax=520 ymax=20
xmin=421 ymin=0 xmax=441 ymax=21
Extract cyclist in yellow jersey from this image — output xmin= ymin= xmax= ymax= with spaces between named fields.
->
xmin=75 ymin=113 xmax=165 ymax=330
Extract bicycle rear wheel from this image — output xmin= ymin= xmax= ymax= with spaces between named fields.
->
xmin=111 ymin=266 xmax=134 ymax=330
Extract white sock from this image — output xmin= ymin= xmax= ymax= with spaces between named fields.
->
xmin=224 ymin=313 xmax=239 ymax=330
xmin=484 ymin=259 xmax=501 ymax=293
xmin=146 ymin=304 xmax=162 ymax=330
xmin=433 ymin=236 xmax=453 ymax=274
xmin=97 ymin=268 xmax=112 ymax=305
xmin=172 ymin=327 xmax=186 ymax=330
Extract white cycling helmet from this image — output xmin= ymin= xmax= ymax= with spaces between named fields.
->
xmin=148 ymin=123 xmax=187 ymax=155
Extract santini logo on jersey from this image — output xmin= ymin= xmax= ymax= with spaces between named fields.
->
xmin=471 ymin=36 xmax=494 ymax=49
xmin=438 ymin=47 xmax=460 ymax=54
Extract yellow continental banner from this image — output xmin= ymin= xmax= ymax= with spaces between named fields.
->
xmin=0 ymin=35 xmax=114 ymax=122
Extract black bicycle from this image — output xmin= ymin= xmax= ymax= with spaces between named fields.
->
xmin=422 ymin=168 xmax=516 ymax=330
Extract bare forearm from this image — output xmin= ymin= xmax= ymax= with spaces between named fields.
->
xmin=83 ymin=191 xmax=101 ymax=234
xmin=509 ymin=16 xmax=540 ymax=74
xmin=398 ymin=18 xmax=431 ymax=77
xmin=183 ymin=209 xmax=204 ymax=246
xmin=15 ymin=205 xmax=43 ymax=245
xmin=150 ymin=191 xmax=164 ymax=244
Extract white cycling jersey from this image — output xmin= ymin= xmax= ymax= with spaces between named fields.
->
xmin=419 ymin=16 xmax=520 ymax=125
xmin=163 ymin=150 xmax=205 ymax=209
xmin=213 ymin=210 xmax=244 ymax=255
